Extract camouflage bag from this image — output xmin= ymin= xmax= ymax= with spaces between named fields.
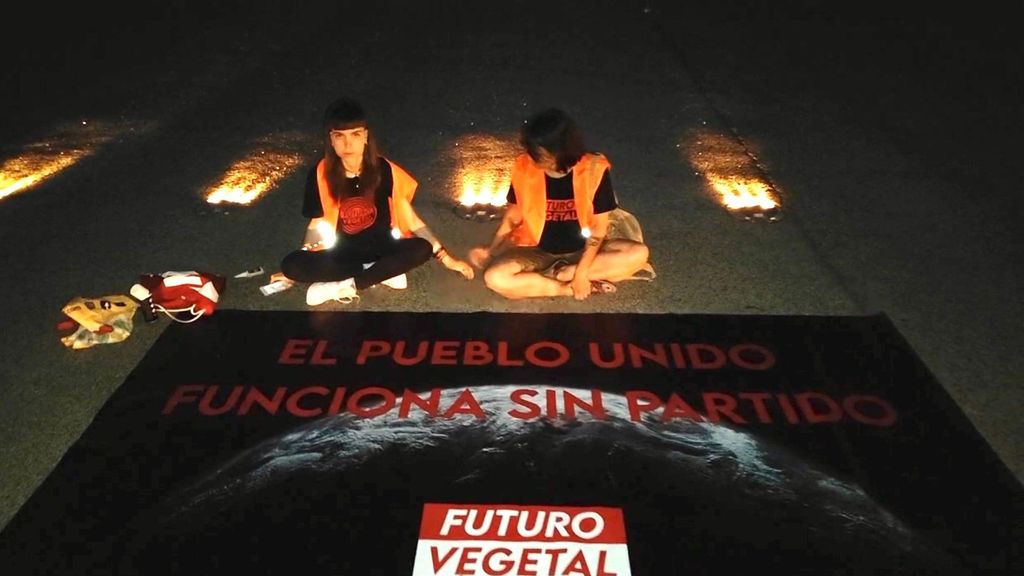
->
xmin=59 ymin=295 xmax=138 ymax=350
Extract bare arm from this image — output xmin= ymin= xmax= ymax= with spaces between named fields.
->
xmin=398 ymin=196 xmax=475 ymax=280
xmin=469 ymin=203 xmax=522 ymax=268
xmin=489 ymin=203 xmax=522 ymax=251
xmin=398 ymin=199 xmax=443 ymax=253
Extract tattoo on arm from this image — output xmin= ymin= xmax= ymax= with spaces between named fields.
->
xmin=586 ymin=235 xmax=605 ymax=248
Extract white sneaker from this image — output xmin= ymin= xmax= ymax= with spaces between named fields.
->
xmin=380 ymin=273 xmax=408 ymax=290
xmin=305 ymin=278 xmax=358 ymax=306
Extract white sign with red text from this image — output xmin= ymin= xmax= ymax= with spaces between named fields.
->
xmin=413 ymin=503 xmax=632 ymax=576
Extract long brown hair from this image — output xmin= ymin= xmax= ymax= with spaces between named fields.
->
xmin=322 ymin=98 xmax=382 ymax=201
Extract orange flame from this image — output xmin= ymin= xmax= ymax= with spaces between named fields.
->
xmin=0 ymin=120 xmax=122 ymax=201
xmin=459 ymin=172 xmax=507 ymax=206
xmin=710 ymin=177 xmax=778 ymax=210
xmin=449 ymin=133 xmax=517 ymax=206
xmin=684 ymin=130 xmax=781 ymax=212
xmin=206 ymin=149 xmax=304 ymax=205
xmin=0 ymin=152 xmax=85 ymax=200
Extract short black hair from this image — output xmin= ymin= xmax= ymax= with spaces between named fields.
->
xmin=520 ymin=108 xmax=585 ymax=172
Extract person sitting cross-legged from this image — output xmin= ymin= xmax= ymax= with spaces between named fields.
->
xmin=280 ymin=97 xmax=473 ymax=305
xmin=468 ymin=108 xmax=650 ymax=301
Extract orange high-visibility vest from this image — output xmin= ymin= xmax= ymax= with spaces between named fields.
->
xmin=508 ymin=152 xmax=611 ymax=246
xmin=313 ymin=157 xmax=418 ymax=237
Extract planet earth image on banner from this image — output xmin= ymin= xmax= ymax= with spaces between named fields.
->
xmin=119 ymin=385 xmax=963 ymax=575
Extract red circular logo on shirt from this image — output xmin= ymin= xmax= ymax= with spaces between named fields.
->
xmin=337 ymin=196 xmax=377 ymax=234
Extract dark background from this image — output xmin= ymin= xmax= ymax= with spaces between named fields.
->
xmin=0 ymin=0 xmax=1020 ymax=555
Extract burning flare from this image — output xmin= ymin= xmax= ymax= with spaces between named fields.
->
xmin=449 ymin=133 xmax=517 ymax=207
xmin=205 ymin=149 xmax=303 ymax=205
xmin=459 ymin=172 xmax=506 ymax=207
xmin=0 ymin=151 xmax=85 ymax=201
xmin=710 ymin=177 xmax=778 ymax=210
xmin=0 ymin=120 xmax=122 ymax=201
xmin=684 ymin=129 xmax=781 ymax=219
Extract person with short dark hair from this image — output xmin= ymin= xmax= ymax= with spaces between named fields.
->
xmin=468 ymin=108 xmax=650 ymax=300
xmin=281 ymin=98 xmax=473 ymax=305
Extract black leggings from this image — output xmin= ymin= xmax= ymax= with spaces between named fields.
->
xmin=280 ymin=237 xmax=432 ymax=289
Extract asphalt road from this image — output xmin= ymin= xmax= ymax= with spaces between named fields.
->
xmin=0 ymin=0 xmax=1020 ymax=531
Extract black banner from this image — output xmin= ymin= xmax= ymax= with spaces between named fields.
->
xmin=1 ymin=311 xmax=1020 ymax=575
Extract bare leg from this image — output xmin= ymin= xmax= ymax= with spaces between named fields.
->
xmin=554 ymin=240 xmax=650 ymax=282
xmin=484 ymin=259 xmax=574 ymax=300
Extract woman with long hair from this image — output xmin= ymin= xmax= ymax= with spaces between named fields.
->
xmin=281 ymin=98 xmax=473 ymax=305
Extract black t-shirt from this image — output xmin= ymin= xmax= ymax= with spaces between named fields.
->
xmin=507 ymin=169 xmax=618 ymax=254
xmin=302 ymin=159 xmax=395 ymax=247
